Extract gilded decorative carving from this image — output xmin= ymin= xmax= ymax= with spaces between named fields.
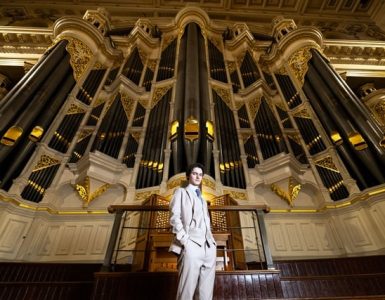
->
xmin=241 ymin=132 xmax=252 ymax=142
xmin=223 ymin=190 xmax=247 ymax=200
xmin=315 ymin=156 xmax=339 ymax=172
xmin=130 ymin=131 xmax=141 ymax=143
xmin=288 ymin=46 xmax=313 ymax=85
xmin=152 ymin=85 xmax=172 ymax=108
xmin=373 ymin=101 xmax=385 ymax=125
xmin=287 ymin=133 xmax=302 ymax=145
xmin=212 ymin=86 xmax=232 ymax=109
xmin=293 ymin=109 xmax=311 ymax=119
xmin=275 ymin=102 xmax=286 ymax=112
xmin=136 ymin=191 xmax=158 ymax=202
xmin=67 ymin=103 xmax=86 ymax=115
xmin=33 ymin=155 xmax=60 ymax=172
xmin=147 ymin=59 xmax=157 ymax=72
xmin=77 ymin=129 xmax=93 ymax=142
xmin=227 ymin=61 xmax=237 ymax=74
xmin=93 ymin=97 xmax=106 ymax=107
xmin=248 ymin=97 xmax=261 ymax=120
xmin=162 ymin=36 xmax=176 ymax=50
xmin=65 ymin=37 xmax=93 ymax=81
xmin=120 ymin=92 xmax=135 ymax=119
xmin=74 ymin=176 xmax=110 ymax=207
xmin=93 ymin=62 xmax=105 ymax=70
xmin=167 ymin=178 xmax=184 ymax=190
xmin=271 ymin=177 xmax=301 ymax=207
xmin=202 ymin=178 xmax=216 ymax=190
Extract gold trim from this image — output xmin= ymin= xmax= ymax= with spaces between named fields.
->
xmin=151 ymin=85 xmax=172 ymax=109
xmin=288 ymin=46 xmax=312 ymax=85
xmin=120 ymin=92 xmax=135 ymax=119
xmin=2 ymin=187 xmax=385 ymax=215
xmin=65 ymin=37 xmax=93 ymax=81
xmin=248 ymin=97 xmax=261 ymax=121
xmin=270 ymin=187 xmax=384 ymax=213
xmin=33 ymin=155 xmax=61 ymax=172
xmin=315 ymin=156 xmax=339 ymax=172
xmin=271 ymin=177 xmax=301 ymax=207
xmin=74 ymin=176 xmax=110 ymax=207
xmin=212 ymin=86 xmax=232 ymax=109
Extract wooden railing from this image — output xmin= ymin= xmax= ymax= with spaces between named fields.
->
xmin=102 ymin=198 xmax=273 ymax=272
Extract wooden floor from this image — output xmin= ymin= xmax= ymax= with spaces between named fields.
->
xmin=1 ymin=256 xmax=385 ymax=299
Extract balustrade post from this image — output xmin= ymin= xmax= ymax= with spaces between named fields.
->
xmin=256 ymin=209 xmax=274 ymax=270
xmin=101 ymin=210 xmax=124 ymax=271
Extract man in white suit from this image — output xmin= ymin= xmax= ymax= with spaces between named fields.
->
xmin=169 ymin=163 xmax=217 ymax=300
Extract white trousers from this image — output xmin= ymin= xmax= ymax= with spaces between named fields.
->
xmin=176 ymin=240 xmax=216 ymax=300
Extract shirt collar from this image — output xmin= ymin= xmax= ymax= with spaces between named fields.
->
xmin=186 ymin=184 xmax=200 ymax=193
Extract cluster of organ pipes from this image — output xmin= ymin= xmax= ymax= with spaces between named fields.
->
xmin=76 ymin=69 xmax=106 ymax=105
xmin=136 ymin=91 xmax=171 ymax=189
xmin=156 ymin=39 xmax=176 ymax=81
xmin=0 ymin=13 xmax=385 ymax=204
xmin=121 ymin=48 xmax=143 ymax=85
xmin=254 ymin=98 xmax=287 ymax=160
xmin=240 ymin=51 xmax=261 ymax=88
xmin=207 ymin=40 xmax=227 ymax=83
xmin=275 ymin=74 xmax=302 ymax=109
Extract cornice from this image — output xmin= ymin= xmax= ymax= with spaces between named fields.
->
xmin=1 ymin=14 xmax=385 ymax=74
xmin=0 ymin=26 xmax=52 ymax=57
xmin=323 ymin=39 xmax=385 ymax=67
xmin=260 ymin=27 xmax=323 ymax=71
xmin=53 ymin=17 xmax=122 ymax=62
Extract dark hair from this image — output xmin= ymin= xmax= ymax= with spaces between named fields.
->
xmin=186 ymin=163 xmax=205 ymax=178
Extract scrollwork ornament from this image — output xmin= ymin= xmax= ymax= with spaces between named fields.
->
xmin=373 ymin=101 xmax=385 ymax=125
xmin=120 ymin=92 xmax=135 ymax=119
xmin=293 ymin=109 xmax=311 ymax=119
xmin=288 ymin=46 xmax=313 ymax=85
xmin=33 ymin=155 xmax=60 ymax=172
xmin=74 ymin=176 xmax=110 ymax=207
xmin=212 ymin=86 xmax=232 ymax=109
xmin=271 ymin=177 xmax=301 ymax=207
xmin=152 ymin=85 xmax=172 ymax=108
xmin=248 ymin=97 xmax=261 ymax=120
xmin=315 ymin=156 xmax=339 ymax=172
xmin=67 ymin=103 xmax=86 ymax=115
xmin=227 ymin=61 xmax=237 ymax=74
xmin=65 ymin=37 xmax=93 ymax=81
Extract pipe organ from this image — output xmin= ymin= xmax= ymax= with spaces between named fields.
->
xmin=1 ymin=6 xmax=385 ymax=207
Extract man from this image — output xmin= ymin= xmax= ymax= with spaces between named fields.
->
xmin=169 ymin=163 xmax=217 ymax=300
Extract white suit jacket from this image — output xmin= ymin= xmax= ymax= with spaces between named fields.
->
xmin=169 ymin=186 xmax=215 ymax=255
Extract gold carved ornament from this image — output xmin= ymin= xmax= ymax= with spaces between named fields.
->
xmin=120 ymin=92 xmax=135 ymax=119
xmin=248 ymin=97 xmax=261 ymax=121
xmin=33 ymin=155 xmax=61 ymax=172
xmin=372 ymin=101 xmax=385 ymax=148
xmin=151 ymin=85 xmax=172 ymax=109
xmin=315 ymin=156 xmax=339 ymax=172
xmin=74 ymin=176 xmax=110 ymax=208
xmin=64 ymin=37 xmax=93 ymax=81
xmin=288 ymin=46 xmax=313 ymax=86
xmin=227 ymin=61 xmax=237 ymax=74
xmin=212 ymin=86 xmax=232 ymax=109
xmin=271 ymin=177 xmax=301 ymax=207
xmin=222 ymin=190 xmax=247 ymax=201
